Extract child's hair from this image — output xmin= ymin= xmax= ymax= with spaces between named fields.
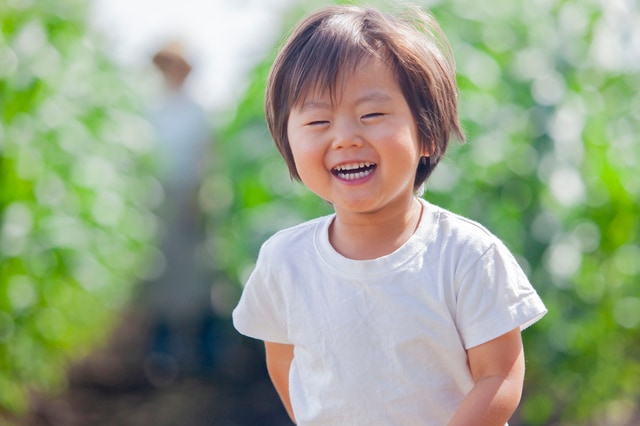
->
xmin=265 ymin=4 xmax=465 ymax=190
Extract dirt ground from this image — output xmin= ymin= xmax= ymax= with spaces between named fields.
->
xmin=18 ymin=310 xmax=293 ymax=426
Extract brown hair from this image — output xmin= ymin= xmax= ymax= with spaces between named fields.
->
xmin=265 ymin=4 xmax=465 ymax=190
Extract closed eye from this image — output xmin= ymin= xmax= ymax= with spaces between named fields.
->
xmin=306 ymin=120 xmax=330 ymax=126
xmin=362 ymin=112 xmax=385 ymax=120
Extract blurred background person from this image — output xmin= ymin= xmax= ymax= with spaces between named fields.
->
xmin=141 ymin=39 xmax=216 ymax=384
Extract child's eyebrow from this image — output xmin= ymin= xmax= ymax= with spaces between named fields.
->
xmin=298 ymin=100 xmax=332 ymax=112
xmin=356 ymin=92 xmax=392 ymax=105
xmin=299 ymin=91 xmax=393 ymax=112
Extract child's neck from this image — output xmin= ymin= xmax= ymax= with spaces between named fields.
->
xmin=329 ymin=197 xmax=424 ymax=260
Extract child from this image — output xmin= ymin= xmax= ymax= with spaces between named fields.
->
xmin=233 ymin=4 xmax=547 ymax=425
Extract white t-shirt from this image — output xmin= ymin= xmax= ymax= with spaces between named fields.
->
xmin=233 ymin=198 xmax=547 ymax=425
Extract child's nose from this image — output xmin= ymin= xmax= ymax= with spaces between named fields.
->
xmin=331 ymin=120 xmax=363 ymax=150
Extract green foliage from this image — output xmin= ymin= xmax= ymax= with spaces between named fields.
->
xmin=208 ymin=0 xmax=640 ymax=424
xmin=0 ymin=0 xmax=157 ymax=415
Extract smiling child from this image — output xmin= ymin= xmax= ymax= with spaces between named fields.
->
xmin=233 ymin=5 xmax=547 ymax=425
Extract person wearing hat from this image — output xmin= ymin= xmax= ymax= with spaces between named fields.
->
xmin=152 ymin=41 xmax=193 ymax=90
xmin=142 ymin=39 xmax=217 ymax=384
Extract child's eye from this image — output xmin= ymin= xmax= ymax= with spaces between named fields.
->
xmin=306 ymin=120 xmax=330 ymax=126
xmin=362 ymin=112 xmax=385 ymax=120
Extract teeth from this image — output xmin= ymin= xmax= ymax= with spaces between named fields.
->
xmin=333 ymin=162 xmax=376 ymax=180
xmin=333 ymin=162 xmax=373 ymax=172
xmin=336 ymin=169 xmax=374 ymax=180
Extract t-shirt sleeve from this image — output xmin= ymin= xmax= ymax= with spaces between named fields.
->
xmin=232 ymin=244 xmax=290 ymax=344
xmin=455 ymin=241 xmax=547 ymax=349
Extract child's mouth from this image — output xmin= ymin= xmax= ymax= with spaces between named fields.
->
xmin=332 ymin=162 xmax=377 ymax=181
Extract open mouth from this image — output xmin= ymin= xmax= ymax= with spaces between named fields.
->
xmin=331 ymin=162 xmax=377 ymax=181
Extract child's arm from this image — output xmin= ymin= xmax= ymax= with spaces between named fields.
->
xmin=265 ymin=341 xmax=296 ymax=424
xmin=448 ymin=328 xmax=525 ymax=426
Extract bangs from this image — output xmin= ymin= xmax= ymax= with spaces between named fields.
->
xmin=284 ymin=13 xmax=384 ymax=107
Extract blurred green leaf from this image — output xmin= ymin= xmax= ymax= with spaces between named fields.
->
xmin=0 ymin=0 xmax=158 ymax=417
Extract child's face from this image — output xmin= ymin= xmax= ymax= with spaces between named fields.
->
xmin=287 ymin=56 xmax=427 ymax=217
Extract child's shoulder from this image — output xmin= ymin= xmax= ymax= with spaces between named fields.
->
xmin=259 ymin=214 xmax=332 ymax=256
xmin=425 ymin=200 xmax=502 ymax=251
